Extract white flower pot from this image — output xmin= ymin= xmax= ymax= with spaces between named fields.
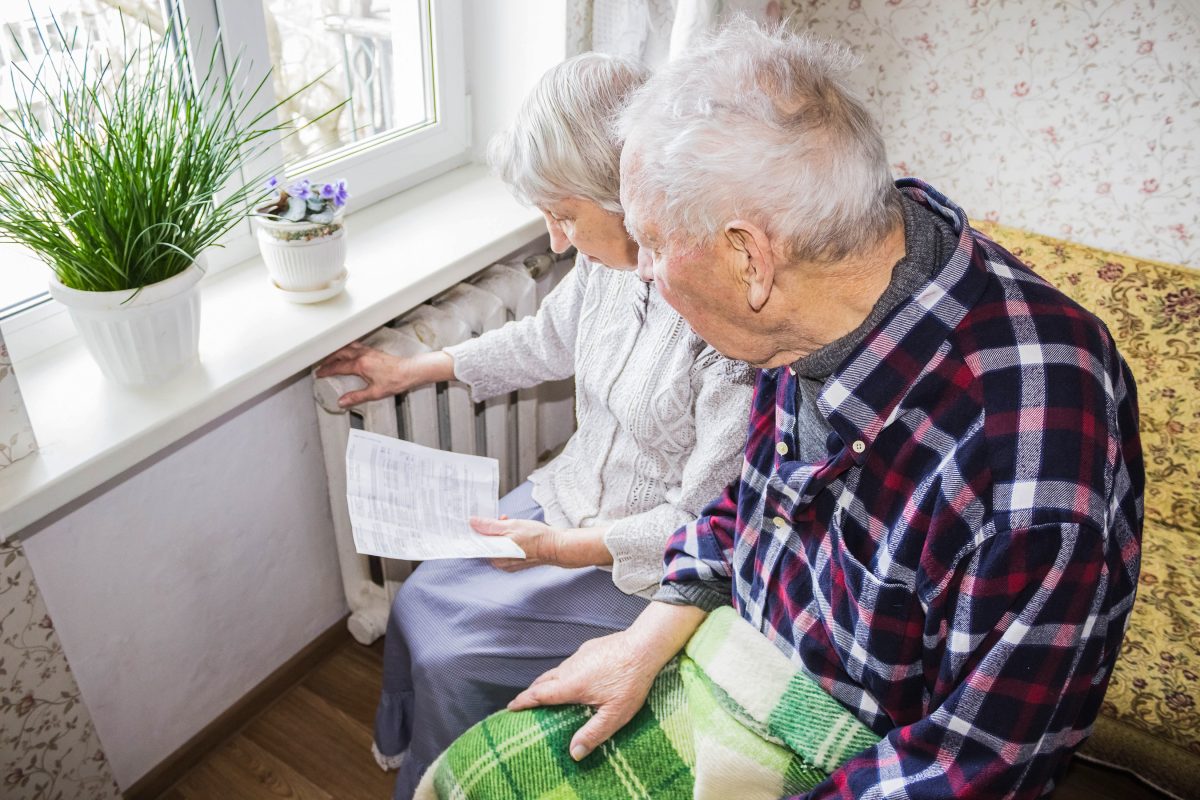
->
xmin=48 ymin=264 xmax=203 ymax=386
xmin=255 ymin=212 xmax=348 ymax=295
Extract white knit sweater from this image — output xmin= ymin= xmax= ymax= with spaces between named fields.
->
xmin=445 ymin=255 xmax=753 ymax=597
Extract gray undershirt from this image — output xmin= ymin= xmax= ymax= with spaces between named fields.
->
xmin=654 ymin=194 xmax=958 ymax=611
xmin=790 ymin=195 xmax=958 ymax=462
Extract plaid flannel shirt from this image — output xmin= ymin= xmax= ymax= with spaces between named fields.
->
xmin=658 ymin=180 xmax=1144 ymax=799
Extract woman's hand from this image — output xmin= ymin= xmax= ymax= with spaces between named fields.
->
xmin=473 ymin=518 xmax=565 ymax=571
xmin=473 ymin=519 xmax=616 ymax=571
xmin=507 ymin=602 xmax=708 ymax=760
xmin=316 ymin=344 xmax=454 ymax=407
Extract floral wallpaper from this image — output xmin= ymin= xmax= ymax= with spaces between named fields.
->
xmin=0 ymin=540 xmax=120 ymax=800
xmin=573 ymin=0 xmax=1200 ymax=269
xmin=1 ymin=329 xmax=37 ymax=471
xmin=778 ymin=0 xmax=1200 ymax=269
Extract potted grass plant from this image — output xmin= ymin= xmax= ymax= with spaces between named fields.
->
xmin=0 ymin=20 xmax=312 ymax=385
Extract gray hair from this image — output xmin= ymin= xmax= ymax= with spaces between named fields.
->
xmin=489 ymin=52 xmax=649 ymax=214
xmin=617 ymin=18 xmax=901 ymax=263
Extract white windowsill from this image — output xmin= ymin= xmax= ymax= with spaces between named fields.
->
xmin=0 ymin=164 xmax=543 ymax=541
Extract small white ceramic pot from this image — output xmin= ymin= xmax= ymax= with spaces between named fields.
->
xmin=48 ymin=264 xmax=203 ymax=386
xmin=255 ymin=212 xmax=348 ymax=295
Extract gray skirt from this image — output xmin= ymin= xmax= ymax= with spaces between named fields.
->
xmin=374 ymin=481 xmax=650 ymax=799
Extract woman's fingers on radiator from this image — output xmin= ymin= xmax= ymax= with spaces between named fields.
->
xmin=336 ymin=386 xmax=388 ymax=407
xmin=315 ymin=342 xmax=366 ymax=375
xmin=315 ymin=346 xmax=406 ymax=407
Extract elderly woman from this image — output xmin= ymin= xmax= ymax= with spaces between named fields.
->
xmin=421 ymin=20 xmax=1143 ymax=800
xmin=317 ymin=52 xmax=753 ymax=799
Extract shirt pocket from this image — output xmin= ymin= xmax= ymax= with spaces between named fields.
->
xmin=827 ymin=537 xmax=927 ymax=693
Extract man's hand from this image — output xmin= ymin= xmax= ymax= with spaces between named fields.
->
xmin=474 ymin=519 xmax=615 ymax=570
xmin=507 ymin=602 xmax=709 ymax=760
xmin=507 ymin=630 xmax=662 ymax=760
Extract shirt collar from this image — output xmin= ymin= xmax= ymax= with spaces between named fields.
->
xmin=814 ymin=179 xmax=992 ymax=462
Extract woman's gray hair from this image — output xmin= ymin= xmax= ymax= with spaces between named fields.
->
xmin=489 ymin=52 xmax=649 ymax=214
xmin=617 ymin=18 xmax=901 ymax=263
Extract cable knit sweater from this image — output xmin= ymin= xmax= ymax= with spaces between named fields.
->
xmin=445 ymin=254 xmax=753 ymax=597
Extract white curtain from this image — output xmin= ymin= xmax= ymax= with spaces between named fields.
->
xmin=582 ymin=0 xmax=776 ymax=66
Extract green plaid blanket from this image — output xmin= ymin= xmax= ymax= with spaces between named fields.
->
xmin=415 ymin=607 xmax=880 ymax=799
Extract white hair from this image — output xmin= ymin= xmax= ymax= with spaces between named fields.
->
xmin=617 ymin=18 xmax=901 ymax=263
xmin=489 ymin=53 xmax=649 ymax=214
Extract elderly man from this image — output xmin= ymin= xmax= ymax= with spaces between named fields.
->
xmin=421 ymin=20 xmax=1143 ymax=800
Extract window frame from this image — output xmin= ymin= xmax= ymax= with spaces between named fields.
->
xmin=0 ymin=0 xmax=470 ymax=352
xmin=179 ymin=0 xmax=470 ymax=272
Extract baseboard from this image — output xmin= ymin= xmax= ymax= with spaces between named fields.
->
xmin=124 ymin=615 xmax=351 ymax=800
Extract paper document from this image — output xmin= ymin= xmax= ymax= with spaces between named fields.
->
xmin=345 ymin=430 xmax=525 ymax=561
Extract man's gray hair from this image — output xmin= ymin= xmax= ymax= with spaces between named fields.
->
xmin=489 ymin=52 xmax=649 ymax=214
xmin=617 ymin=18 xmax=901 ymax=262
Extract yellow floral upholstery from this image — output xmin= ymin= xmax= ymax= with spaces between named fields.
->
xmin=976 ymin=222 xmax=1200 ymax=799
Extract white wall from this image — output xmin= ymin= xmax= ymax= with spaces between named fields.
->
xmin=22 ymin=376 xmax=346 ymax=789
xmin=463 ymin=0 xmax=575 ymax=453
xmin=463 ymin=0 xmax=567 ymax=161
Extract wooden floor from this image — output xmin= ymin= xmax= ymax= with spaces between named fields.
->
xmin=159 ymin=636 xmax=393 ymax=799
xmin=158 ymin=635 xmax=1171 ymax=800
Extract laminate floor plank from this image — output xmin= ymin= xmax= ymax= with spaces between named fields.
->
xmin=242 ymin=684 xmax=393 ymax=798
xmin=172 ymin=736 xmax=333 ymax=800
xmin=171 ymin=749 xmax=256 ymax=800
xmin=302 ymin=641 xmax=386 ymax=730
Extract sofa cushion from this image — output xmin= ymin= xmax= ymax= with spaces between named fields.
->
xmin=976 ymin=221 xmax=1200 ymax=799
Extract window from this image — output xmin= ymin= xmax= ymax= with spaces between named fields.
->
xmin=0 ymin=1 xmax=165 ymax=315
xmin=261 ymin=0 xmax=433 ymax=165
xmin=0 ymin=0 xmax=466 ymax=321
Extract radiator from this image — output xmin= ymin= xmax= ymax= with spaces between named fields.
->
xmin=313 ymin=252 xmax=571 ymax=645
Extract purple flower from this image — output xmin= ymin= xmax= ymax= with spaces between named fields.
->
xmin=333 ymin=179 xmax=349 ymax=208
xmin=264 ymin=175 xmax=279 ymax=192
xmin=288 ymin=179 xmax=311 ymax=200
xmin=320 ymin=182 xmax=336 ymax=200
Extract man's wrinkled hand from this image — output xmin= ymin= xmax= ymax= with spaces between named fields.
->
xmin=507 ymin=631 xmax=660 ymax=761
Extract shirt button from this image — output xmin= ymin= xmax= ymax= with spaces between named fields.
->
xmin=788 ymin=366 xmax=796 ymax=376
xmin=851 ymin=440 xmax=866 ymax=454
xmin=776 ymin=441 xmax=789 ymax=456
xmin=773 ymin=516 xmax=787 ymax=528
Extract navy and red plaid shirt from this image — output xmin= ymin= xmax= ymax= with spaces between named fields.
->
xmin=659 ymin=181 xmax=1144 ymax=799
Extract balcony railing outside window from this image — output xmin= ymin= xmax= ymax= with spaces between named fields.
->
xmin=262 ymin=0 xmax=432 ymax=167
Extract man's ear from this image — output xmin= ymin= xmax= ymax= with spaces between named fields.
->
xmin=725 ymin=221 xmax=775 ymax=312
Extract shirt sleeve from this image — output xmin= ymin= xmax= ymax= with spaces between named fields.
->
xmin=652 ymin=468 xmax=743 ymax=610
xmin=603 ymin=350 xmax=754 ymax=596
xmin=795 ymin=522 xmax=1124 ymax=800
xmin=446 ymin=253 xmax=592 ymax=402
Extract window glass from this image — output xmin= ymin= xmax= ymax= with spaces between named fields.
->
xmin=261 ymin=0 xmax=432 ymax=165
xmin=0 ymin=0 xmax=165 ymax=313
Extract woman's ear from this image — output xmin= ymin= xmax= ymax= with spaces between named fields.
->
xmin=725 ymin=221 xmax=776 ymax=312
